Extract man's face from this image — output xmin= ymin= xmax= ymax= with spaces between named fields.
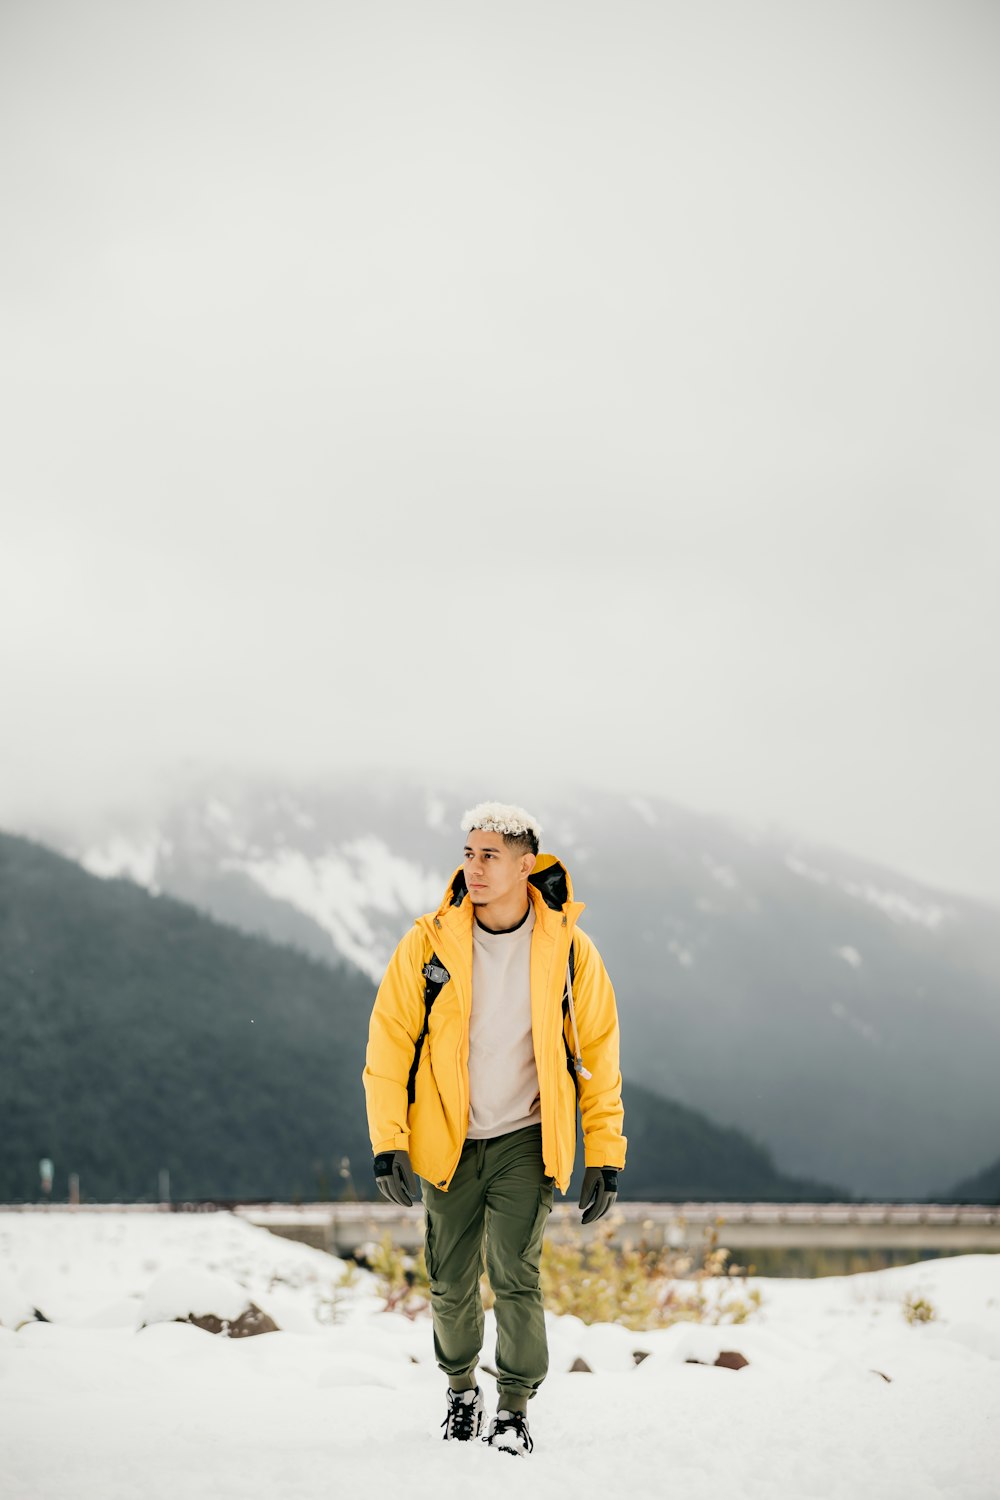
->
xmin=463 ymin=828 xmax=534 ymax=907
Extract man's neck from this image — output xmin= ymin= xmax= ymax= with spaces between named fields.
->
xmin=474 ymin=889 xmax=531 ymax=934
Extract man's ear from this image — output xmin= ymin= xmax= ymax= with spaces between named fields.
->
xmin=521 ymin=852 xmax=537 ymax=879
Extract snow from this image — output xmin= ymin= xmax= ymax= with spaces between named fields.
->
xmin=784 ymin=854 xmax=952 ymax=931
xmin=629 ymin=796 xmax=658 ymax=827
xmin=840 ymin=880 xmax=951 ymax=930
xmin=0 ymin=1268 xmax=39 ymax=1330
xmin=138 ymin=1266 xmax=257 ymax=1327
xmin=702 ymin=853 xmax=739 ymax=890
xmin=205 ymin=797 xmax=234 ymax=827
xmin=830 ymin=999 xmax=879 ymax=1044
xmin=224 ymin=838 xmax=443 ymax=980
xmin=268 ymin=793 xmax=318 ymax=832
xmin=785 ymin=853 xmax=832 ymax=885
xmin=667 ymin=937 xmax=695 ymax=968
xmin=0 ymin=1211 xmax=997 ymax=1499
xmin=80 ymin=832 xmax=167 ymax=891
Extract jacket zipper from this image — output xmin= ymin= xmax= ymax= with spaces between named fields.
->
xmin=423 ymin=903 xmax=580 ymax=1192
xmin=552 ymin=913 xmax=572 ymax=1189
xmin=428 ymin=915 xmax=469 ymax=1189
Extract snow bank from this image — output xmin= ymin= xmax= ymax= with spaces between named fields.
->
xmin=137 ymin=1265 xmax=266 ymax=1329
xmin=0 ymin=1267 xmax=41 ymax=1330
xmin=0 ymin=1211 xmax=997 ymax=1500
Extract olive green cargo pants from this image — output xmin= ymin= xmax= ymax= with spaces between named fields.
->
xmin=419 ymin=1122 xmax=554 ymax=1414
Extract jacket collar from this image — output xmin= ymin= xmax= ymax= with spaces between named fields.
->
xmin=430 ymin=851 xmax=585 ymax=940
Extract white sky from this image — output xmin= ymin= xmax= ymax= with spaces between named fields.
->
xmin=2 ymin=0 xmax=998 ymax=905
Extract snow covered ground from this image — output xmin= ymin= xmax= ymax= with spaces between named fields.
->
xmin=0 ymin=1211 xmax=997 ymax=1499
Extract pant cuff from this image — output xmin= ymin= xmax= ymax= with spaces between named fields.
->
xmin=498 ymin=1389 xmax=531 ymax=1413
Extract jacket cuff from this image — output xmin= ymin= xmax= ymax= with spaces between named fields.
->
xmin=374 ymin=1133 xmax=410 ymax=1154
xmin=584 ymin=1148 xmax=626 ymax=1169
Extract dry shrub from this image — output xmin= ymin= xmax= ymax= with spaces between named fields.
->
xmin=901 ymin=1292 xmax=937 ymax=1325
xmin=538 ymin=1215 xmax=763 ymax=1331
xmin=368 ymin=1216 xmax=763 ymax=1332
xmin=369 ymin=1231 xmax=431 ymax=1320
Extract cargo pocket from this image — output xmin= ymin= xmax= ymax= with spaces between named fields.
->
xmin=521 ymin=1183 xmax=554 ymax=1274
xmin=423 ymin=1209 xmax=438 ymax=1284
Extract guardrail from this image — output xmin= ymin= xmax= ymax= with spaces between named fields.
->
xmin=5 ymin=1201 xmax=997 ymax=1255
xmin=234 ymin=1201 xmax=1000 ymax=1256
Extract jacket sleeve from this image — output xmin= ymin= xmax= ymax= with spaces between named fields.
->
xmin=569 ymin=929 xmax=627 ymax=1170
xmin=362 ymin=926 xmax=428 ymax=1156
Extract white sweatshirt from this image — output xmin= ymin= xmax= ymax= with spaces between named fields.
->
xmin=465 ymin=901 xmax=542 ymax=1140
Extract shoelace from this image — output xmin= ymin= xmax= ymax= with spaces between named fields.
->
xmin=487 ymin=1410 xmax=533 ymax=1454
xmin=441 ymin=1390 xmax=479 ymax=1440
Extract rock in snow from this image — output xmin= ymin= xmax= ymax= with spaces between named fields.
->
xmin=137 ymin=1265 xmax=279 ymax=1336
xmin=684 ymin=1349 xmax=750 ymax=1370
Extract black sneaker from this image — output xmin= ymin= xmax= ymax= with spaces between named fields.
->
xmin=483 ymin=1408 xmax=533 ymax=1456
xmin=441 ymin=1386 xmax=486 ymax=1441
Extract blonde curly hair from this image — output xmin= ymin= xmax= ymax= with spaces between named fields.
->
xmin=460 ymin=800 xmax=541 ymax=855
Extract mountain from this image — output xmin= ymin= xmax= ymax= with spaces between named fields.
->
xmin=614 ymin=1079 xmax=841 ymax=1201
xmin=941 ymin=1153 xmax=1000 ymax=1205
xmin=0 ymin=830 xmax=375 ymax=1202
xmin=0 ymin=829 xmax=835 ymax=1204
xmin=18 ymin=769 xmax=1000 ymax=1199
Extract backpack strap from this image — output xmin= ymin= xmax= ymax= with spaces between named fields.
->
xmin=560 ymin=938 xmax=580 ymax=1097
xmin=406 ymin=953 xmax=450 ymax=1105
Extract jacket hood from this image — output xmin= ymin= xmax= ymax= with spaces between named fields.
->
xmin=437 ymin=850 xmax=576 ymax=916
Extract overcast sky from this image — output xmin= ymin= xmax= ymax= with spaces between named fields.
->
xmin=2 ymin=0 xmax=998 ymax=905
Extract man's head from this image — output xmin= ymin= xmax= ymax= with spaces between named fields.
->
xmin=460 ymin=801 xmax=541 ymax=909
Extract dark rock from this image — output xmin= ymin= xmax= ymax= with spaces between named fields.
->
xmin=685 ymin=1350 xmax=749 ymax=1371
xmin=175 ymin=1302 xmax=278 ymax=1337
xmin=569 ymin=1356 xmax=592 ymax=1373
xmin=632 ymin=1349 xmax=652 ymax=1366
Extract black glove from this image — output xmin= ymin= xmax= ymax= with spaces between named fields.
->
xmin=579 ymin=1166 xmax=619 ymax=1225
xmin=373 ymin=1150 xmax=418 ymax=1207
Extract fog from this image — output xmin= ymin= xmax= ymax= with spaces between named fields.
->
xmin=1 ymin=0 xmax=998 ymax=903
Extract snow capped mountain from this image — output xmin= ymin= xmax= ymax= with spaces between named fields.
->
xmin=21 ymin=769 xmax=1000 ymax=1201
xmin=215 ymin=838 xmax=442 ymax=982
xmin=784 ymin=853 xmax=952 ymax=929
xmin=74 ymin=781 xmax=453 ymax=983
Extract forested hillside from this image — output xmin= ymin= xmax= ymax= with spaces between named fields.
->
xmin=943 ymin=1153 xmax=1000 ymax=1204
xmin=1 ymin=832 xmax=376 ymax=1201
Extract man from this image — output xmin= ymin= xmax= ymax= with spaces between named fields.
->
xmin=362 ymin=800 xmax=626 ymax=1456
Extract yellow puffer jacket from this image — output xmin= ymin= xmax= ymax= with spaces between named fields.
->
xmin=362 ymin=852 xmax=626 ymax=1194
